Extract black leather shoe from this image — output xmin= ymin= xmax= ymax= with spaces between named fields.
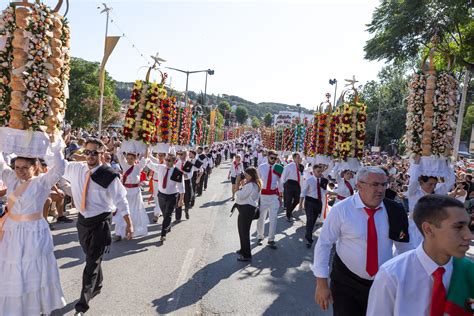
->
xmin=56 ymin=216 xmax=73 ymax=223
xmin=268 ymin=241 xmax=277 ymax=249
xmin=185 ymin=210 xmax=189 ymax=219
xmin=257 ymin=238 xmax=263 ymax=245
xmin=237 ymin=255 xmax=251 ymax=262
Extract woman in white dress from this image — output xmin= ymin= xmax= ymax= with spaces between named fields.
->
xmin=114 ymin=150 xmax=149 ymax=240
xmin=333 ymin=169 xmax=356 ymax=204
xmin=0 ymin=141 xmax=66 ymax=315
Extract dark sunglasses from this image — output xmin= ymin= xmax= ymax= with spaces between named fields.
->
xmin=269 ymin=156 xmax=277 ymax=160
xmin=84 ymin=150 xmax=102 ymax=156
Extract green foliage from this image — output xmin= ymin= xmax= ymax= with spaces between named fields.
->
xmin=251 ymin=116 xmax=260 ymax=128
xmin=365 ymin=0 xmax=473 ymax=71
xmin=461 ymin=103 xmax=474 ymax=142
xmin=66 ymin=57 xmax=121 ymax=128
xmin=235 ymin=106 xmax=249 ymax=124
xmin=217 ymin=100 xmax=231 ymax=116
xmin=264 ymin=112 xmax=273 ymax=127
xmin=359 ymin=64 xmax=410 ymax=149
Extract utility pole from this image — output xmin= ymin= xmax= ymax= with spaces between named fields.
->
xmin=98 ymin=3 xmax=112 ymax=135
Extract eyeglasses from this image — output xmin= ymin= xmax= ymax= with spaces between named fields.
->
xmin=84 ymin=150 xmax=102 ymax=156
xmin=359 ymin=181 xmax=388 ymax=188
xmin=268 ymin=156 xmax=277 ymax=160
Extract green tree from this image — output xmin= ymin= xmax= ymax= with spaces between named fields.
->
xmin=217 ymin=100 xmax=232 ymax=117
xmin=263 ymin=112 xmax=273 ymax=127
xmin=364 ymin=0 xmax=473 ymax=71
xmin=360 ymin=64 xmax=409 ymax=148
xmin=251 ymin=116 xmax=260 ymax=128
xmin=461 ymin=104 xmax=474 ymax=142
xmin=235 ymin=105 xmax=249 ymax=125
xmin=66 ymin=57 xmax=121 ymax=128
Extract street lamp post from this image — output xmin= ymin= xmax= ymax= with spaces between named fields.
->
xmin=204 ymin=69 xmax=214 ymax=107
xmin=166 ymin=67 xmax=214 ymax=108
xmin=329 ymin=78 xmax=337 ymax=107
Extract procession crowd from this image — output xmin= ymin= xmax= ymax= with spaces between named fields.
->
xmin=0 ymin=129 xmax=473 ymax=316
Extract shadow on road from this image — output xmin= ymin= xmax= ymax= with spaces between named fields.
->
xmin=200 ymin=198 xmax=233 ymax=208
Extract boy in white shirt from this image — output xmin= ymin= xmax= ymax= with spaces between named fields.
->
xmin=367 ymin=194 xmax=474 ymax=316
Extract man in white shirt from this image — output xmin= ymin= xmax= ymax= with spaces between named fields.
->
xmin=299 ymin=164 xmax=328 ymax=248
xmin=174 ymin=150 xmax=193 ymax=221
xmin=313 ymin=166 xmax=413 ymax=316
xmin=281 ymin=152 xmax=303 ymax=222
xmin=64 ymin=138 xmax=133 ymax=314
xmin=367 ymin=194 xmax=473 ymax=316
xmin=257 ymin=150 xmax=283 ymax=249
xmin=147 ymin=153 xmax=185 ymax=242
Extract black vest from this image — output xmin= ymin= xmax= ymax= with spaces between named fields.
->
xmin=91 ymin=165 xmax=120 ymax=188
xmin=383 ymin=198 xmax=410 ymax=243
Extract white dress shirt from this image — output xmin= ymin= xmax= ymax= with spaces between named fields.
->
xmin=63 ymin=162 xmax=130 ymax=218
xmin=257 ymin=163 xmax=283 ymax=192
xmin=281 ymin=161 xmax=302 ymax=185
xmin=312 ymin=193 xmax=414 ymax=280
xmin=175 ymin=159 xmax=193 ymax=180
xmin=147 ymin=162 xmax=184 ymax=194
xmin=334 ymin=172 xmax=356 ymax=200
xmin=407 ymin=163 xmax=455 ymax=213
xmin=229 ymin=162 xmax=244 ymax=178
xmin=236 ymin=182 xmax=260 ymax=207
xmin=301 ymin=175 xmax=326 ymax=200
xmin=367 ymin=244 xmax=453 ymax=316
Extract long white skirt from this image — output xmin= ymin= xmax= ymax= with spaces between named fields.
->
xmin=114 ymin=187 xmax=149 ymax=238
xmin=0 ymin=217 xmax=66 ymax=315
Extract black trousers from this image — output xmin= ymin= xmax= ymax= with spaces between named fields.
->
xmin=158 ymin=192 xmax=178 ymax=237
xmin=243 ymin=162 xmax=249 ymax=170
xmin=253 ymin=157 xmax=258 ymax=167
xmin=203 ymin=167 xmax=211 ymax=190
xmin=304 ymin=197 xmax=322 ymax=243
xmin=330 ymin=253 xmax=373 ymax=316
xmin=191 ymin=172 xmax=198 ymax=205
xmin=236 ymin=204 xmax=256 ymax=258
xmin=75 ymin=212 xmax=112 ymax=313
xmin=224 ymin=150 xmax=228 ymax=160
xmin=175 ymin=180 xmax=193 ymax=220
xmin=197 ymin=170 xmax=206 ymax=195
xmin=284 ymin=180 xmax=301 ymax=218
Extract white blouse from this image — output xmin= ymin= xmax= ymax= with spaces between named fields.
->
xmin=0 ymin=143 xmax=65 ymax=217
xmin=236 ymin=182 xmax=260 ymax=207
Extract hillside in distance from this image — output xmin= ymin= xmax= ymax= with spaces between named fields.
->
xmin=115 ymin=81 xmax=312 ymax=119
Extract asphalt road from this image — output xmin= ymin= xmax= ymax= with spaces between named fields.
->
xmin=51 ymin=160 xmax=331 ymax=315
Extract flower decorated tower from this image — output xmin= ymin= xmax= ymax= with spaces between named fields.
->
xmin=122 ymin=64 xmax=166 ymax=154
xmin=404 ymin=38 xmax=458 ymax=178
xmin=333 ymin=76 xmax=367 ymax=173
xmin=0 ymin=1 xmax=71 ymax=156
xmin=314 ymin=93 xmax=338 ymax=167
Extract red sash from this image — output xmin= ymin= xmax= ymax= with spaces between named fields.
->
xmin=122 ymin=165 xmax=134 ymax=185
xmin=345 ymin=180 xmax=354 ymax=195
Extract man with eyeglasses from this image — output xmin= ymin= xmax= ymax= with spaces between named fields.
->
xmin=63 ymin=138 xmax=133 ymax=314
xmin=313 ymin=166 xmax=413 ymax=316
xmin=257 ymin=150 xmax=284 ymax=249
xmin=147 ymin=153 xmax=185 ymax=242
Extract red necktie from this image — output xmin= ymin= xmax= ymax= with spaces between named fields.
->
xmin=317 ymin=177 xmax=321 ymax=200
xmin=295 ymin=163 xmax=300 ymax=183
xmin=364 ymin=207 xmax=381 ymax=277
xmin=163 ymin=168 xmax=169 ymax=189
xmin=430 ymin=267 xmax=446 ymax=316
xmin=266 ymin=165 xmax=273 ymax=190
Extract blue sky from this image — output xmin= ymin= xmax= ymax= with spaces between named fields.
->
xmin=41 ymin=0 xmax=385 ymax=109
